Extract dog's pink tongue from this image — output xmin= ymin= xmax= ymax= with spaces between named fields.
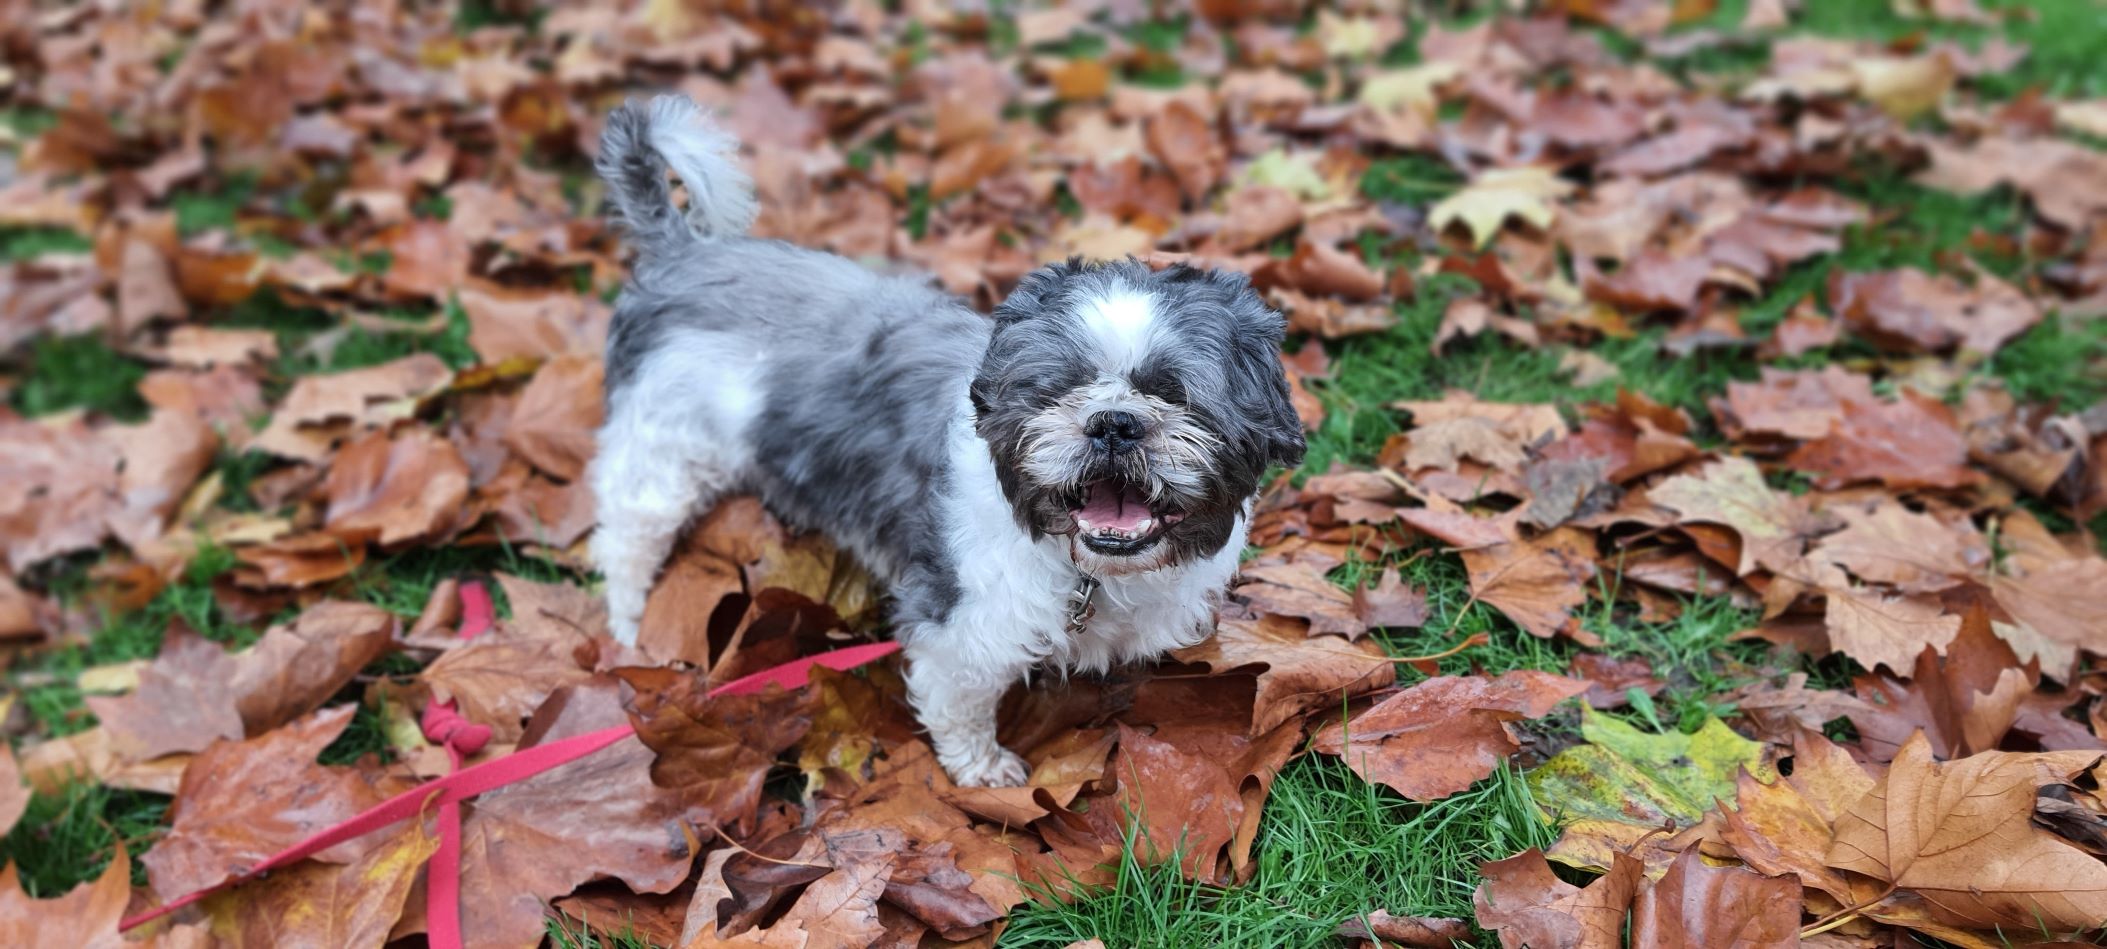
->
xmin=1079 ymin=482 xmax=1152 ymax=531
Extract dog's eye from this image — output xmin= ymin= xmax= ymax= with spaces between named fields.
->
xmin=1129 ymin=367 xmax=1185 ymax=404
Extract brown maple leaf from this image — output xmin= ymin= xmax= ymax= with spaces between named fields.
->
xmin=1312 ymin=671 xmax=1590 ymax=802
xmin=89 ymin=601 xmax=395 ymax=761
xmin=1628 ymin=847 xmax=1802 ymax=947
xmin=1172 ymin=611 xmax=1395 ymax=735
xmin=456 ymin=678 xmax=704 ymax=949
xmin=1649 ymin=456 xmax=1825 ymax=577
xmin=322 ymin=427 xmax=473 ymax=547
xmin=1826 ymin=733 xmax=2107 ymax=932
xmin=1719 ymin=726 xmax=1878 ymax=903
xmin=0 ymin=842 xmax=131 ymax=948
xmin=1786 ymin=390 xmax=1980 ymax=490
xmin=1474 ymin=848 xmax=1641 ymax=949
xmin=143 ymin=706 xmax=415 ymax=901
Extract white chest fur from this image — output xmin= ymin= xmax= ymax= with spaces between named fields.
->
xmin=934 ymin=412 xmax=1241 ymax=675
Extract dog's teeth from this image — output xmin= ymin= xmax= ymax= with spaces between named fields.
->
xmin=1077 ymin=517 xmax=1093 ymax=531
xmin=1135 ymin=517 xmax=1153 ymax=533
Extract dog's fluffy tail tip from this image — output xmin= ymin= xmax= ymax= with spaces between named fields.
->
xmin=596 ymin=94 xmax=755 ymax=254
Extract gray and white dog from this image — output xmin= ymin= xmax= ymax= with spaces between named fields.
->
xmin=589 ymin=96 xmax=1304 ymax=787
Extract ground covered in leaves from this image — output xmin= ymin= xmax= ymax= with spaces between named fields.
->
xmin=2 ymin=0 xmax=2106 ymax=946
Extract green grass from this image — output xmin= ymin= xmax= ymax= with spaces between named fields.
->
xmin=171 ymin=172 xmax=257 ymax=238
xmin=0 ymin=781 xmax=169 ymax=896
xmin=316 ymin=693 xmax=397 ymax=767
xmin=0 ymin=226 xmax=92 ymax=261
xmin=1986 ymin=315 xmax=2107 ymax=408
xmin=1001 ymin=760 xmax=1555 ymax=947
xmin=1670 ymin=0 xmax=2107 ymax=100
xmin=9 ymin=333 xmax=150 ymax=420
xmin=1298 ymin=281 xmax=1758 ymax=474
xmin=349 ymin=541 xmax=577 ymax=621
xmin=546 ymin=918 xmax=659 ymax=949
xmin=9 ymin=544 xmax=249 ymax=737
xmin=1584 ymin=588 xmax=1762 ymax=735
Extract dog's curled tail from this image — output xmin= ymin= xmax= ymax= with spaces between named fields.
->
xmin=596 ymin=95 xmax=756 ymax=257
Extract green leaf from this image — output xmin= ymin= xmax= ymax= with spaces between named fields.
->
xmin=1526 ymin=708 xmax=1771 ymax=872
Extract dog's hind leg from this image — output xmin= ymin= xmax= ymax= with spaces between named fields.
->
xmin=591 ymin=327 xmax=763 ymax=646
xmin=590 ymin=410 xmax=713 ymax=646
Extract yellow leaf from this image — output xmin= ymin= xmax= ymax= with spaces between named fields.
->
xmin=1529 ymin=709 xmax=1771 ymax=873
xmin=1357 ymin=62 xmax=1462 ymax=117
xmin=1427 ymin=167 xmax=1572 ymax=248
xmin=1852 ymin=53 xmax=1956 ymax=120
xmin=1238 ymin=149 xmax=1332 ymax=202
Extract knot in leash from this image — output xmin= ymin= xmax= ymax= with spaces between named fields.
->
xmin=419 ymin=701 xmax=491 ymax=757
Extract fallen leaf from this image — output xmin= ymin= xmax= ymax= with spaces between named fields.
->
xmin=1312 ymin=671 xmax=1591 ymax=801
xmin=1474 ymin=848 xmax=1642 ymax=949
xmin=1172 ymin=612 xmax=1395 ymax=735
xmin=143 ymin=706 xmax=412 ymax=901
xmin=1430 ymin=166 xmax=1575 ymax=248
xmin=253 ymin=354 xmax=453 ymax=462
xmin=1459 ymin=527 xmax=1600 ymax=642
xmin=1826 ymin=733 xmax=2107 ymax=932
xmin=322 ymin=426 xmax=472 ymax=547
xmin=0 ymin=746 xmax=29 ymax=839
xmin=1628 ymin=846 xmax=1802 ymax=947
xmin=1822 ymin=589 xmax=1962 ymax=675
xmin=1335 ymin=910 xmax=1471 ymax=948
xmin=1831 ymin=267 xmax=2041 ymax=356
xmin=1146 ymin=100 xmax=1224 ymax=201
xmin=0 ymin=842 xmax=131 ymax=948
xmin=1529 ymin=710 xmax=1771 ymax=873
xmin=619 ymin=666 xmax=816 ymax=834
xmin=456 ymin=678 xmax=704 ymax=949
xmin=1786 ymin=390 xmax=1979 ymax=490
xmin=84 ymin=628 xmax=242 ymax=761
xmin=1235 ymin=559 xmax=1367 ymax=638
xmin=198 ymin=818 xmax=438 ymax=948
xmin=1718 ymin=726 xmax=1877 ymax=901
xmin=1649 ymin=456 xmax=1820 ymax=576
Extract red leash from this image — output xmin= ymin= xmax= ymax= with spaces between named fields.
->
xmin=118 ymin=580 xmax=901 ymax=944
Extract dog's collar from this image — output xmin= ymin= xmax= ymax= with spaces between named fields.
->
xmin=1064 ymin=573 xmax=1100 ymax=637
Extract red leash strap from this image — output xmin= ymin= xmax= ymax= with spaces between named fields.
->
xmin=420 ymin=580 xmax=495 ymax=948
xmin=118 ymin=580 xmax=901 ymax=943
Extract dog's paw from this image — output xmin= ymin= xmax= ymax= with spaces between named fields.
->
xmin=949 ymin=748 xmax=1030 ymax=788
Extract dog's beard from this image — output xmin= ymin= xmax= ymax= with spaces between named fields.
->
xmin=1002 ymin=380 xmax=1229 ymax=576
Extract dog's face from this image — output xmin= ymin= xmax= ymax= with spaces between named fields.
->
xmin=971 ymin=260 xmax=1305 ymax=576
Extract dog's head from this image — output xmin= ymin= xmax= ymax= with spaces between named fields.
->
xmin=971 ymin=259 xmax=1305 ymax=575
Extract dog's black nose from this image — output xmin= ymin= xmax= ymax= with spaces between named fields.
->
xmin=1085 ymin=410 xmax=1146 ymax=454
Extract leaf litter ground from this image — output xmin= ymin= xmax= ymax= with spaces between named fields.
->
xmin=3 ymin=0 xmax=2107 ymax=947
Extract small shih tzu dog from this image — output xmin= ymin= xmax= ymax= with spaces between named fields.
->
xmin=590 ymin=96 xmax=1304 ymax=787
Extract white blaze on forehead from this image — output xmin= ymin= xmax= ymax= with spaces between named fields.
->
xmin=1077 ymin=288 xmax=1158 ymax=373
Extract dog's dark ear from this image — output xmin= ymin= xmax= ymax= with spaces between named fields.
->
xmin=992 ymin=258 xmax=1086 ymax=326
xmin=1250 ymin=348 xmax=1306 ymax=469
xmin=1205 ymin=266 xmax=1297 ymax=466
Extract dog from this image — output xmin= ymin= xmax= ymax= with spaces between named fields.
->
xmin=589 ymin=96 xmax=1305 ymax=787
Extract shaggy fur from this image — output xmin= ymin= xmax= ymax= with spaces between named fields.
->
xmin=590 ymin=95 xmax=1303 ymax=786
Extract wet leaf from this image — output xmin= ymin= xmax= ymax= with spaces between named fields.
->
xmin=1312 ymin=671 xmax=1591 ymax=802
xmin=1474 ymin=848 xmax=1641 ymax=949
xmin=1529 ymin=709 xmax=1771 ymax=872
xmin=0 ymin=841 xmax=131 ymax=948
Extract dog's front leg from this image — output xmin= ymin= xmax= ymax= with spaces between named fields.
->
xmin=902 ymin=641 xmax=1030 ymax=787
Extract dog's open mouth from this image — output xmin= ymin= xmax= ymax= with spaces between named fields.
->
xmin=1070 ymin=478 xmax=1183 ymax=555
